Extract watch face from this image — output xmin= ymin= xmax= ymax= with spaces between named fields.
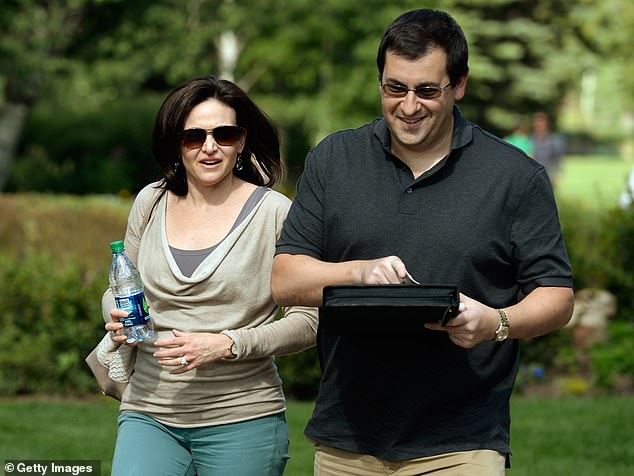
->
xmin=496 ymin=326 xmax=510 ymax=341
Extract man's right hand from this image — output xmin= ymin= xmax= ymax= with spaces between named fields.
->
xmin=359 ymin=255 xmax=409 ymax=284
xmin=271 ymin=253 xmax=411 ymax=306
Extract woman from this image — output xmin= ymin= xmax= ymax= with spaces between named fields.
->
xmin=103 ymin=75 xmax=317 ymax=476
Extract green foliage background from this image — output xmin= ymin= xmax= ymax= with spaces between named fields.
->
xmin=0 ymin=195 xmax=125 ymax=395
xmin=2 ymin=0 xmax=634 ymax=193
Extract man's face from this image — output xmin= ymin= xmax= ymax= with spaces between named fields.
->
xmin=533 ymin=115 xmax=550 ymax=135
xmin=380 ymin=49 xmax=466 ymax=158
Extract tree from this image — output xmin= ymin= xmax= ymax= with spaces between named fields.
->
xmin=0 ymin=0 xmax=86 ymax=191
xmin=4 ymin=0 xmax=633 ymax=193
xmin=560 ymin=0 xmax=634 ymax=142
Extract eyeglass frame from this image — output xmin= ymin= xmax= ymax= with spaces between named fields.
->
xmin=180 ymin=125 xmax=246 ymax=149
xmin=380 ymin=81 xmax=453 ymax=100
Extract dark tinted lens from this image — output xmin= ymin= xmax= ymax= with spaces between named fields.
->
xmin=415 ymin=86 xmax=442 ymax=99
xmin=181 ymin=128 xmax=207 ymax=149
xmin=212 ymin=126 xmax=244 ymax=146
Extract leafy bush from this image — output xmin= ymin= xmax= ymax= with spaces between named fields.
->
xmin=276 ymin=348 xmax=321 ymax=400
xmin=8 ymin=96 xmax=163 ymax=195
xmin=0 ymin=250 xmax=105 ymax=395
xmin=559 ymin=199 xmax=634 ymax=321
xmin=590 ymin=322 xmax=634 ymax=391
xmin=0 ymin=194 xmax=129 ymax=395
xmin=558 ymin=199 xmax=608 ymax=290
xmin=599 ymin=207 xmax=634 ymax=319
xmin=518 ymin=200 xmax=634 ymax=394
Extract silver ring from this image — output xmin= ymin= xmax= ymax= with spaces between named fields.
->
xmin=180 ymin=355 xmax=188 ymax=366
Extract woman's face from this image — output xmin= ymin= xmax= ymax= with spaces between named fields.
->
xmin=179 ymin=98 xmax=245 ymax=190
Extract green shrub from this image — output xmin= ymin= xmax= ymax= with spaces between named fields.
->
xmin=0 ymin=194 xmax=129 ymax=396
xmin=558 ymin=199 xmax=608 ymax=291
xmin=8 ymin=96 xmax=163 ymax=195
xmin=559 ymin=199 xmax=634 ymax=321
xmin=276 ymin=348 xmax=321 ymax=400
xmin=590 ymin=322 xmax=634 ymax=391
xmin=599 ymin=207 xmax=634 ymax=319
xmin=0 ymin=250 xmax=106 ymax=395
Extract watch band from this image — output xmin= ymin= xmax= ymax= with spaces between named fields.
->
xmin=495 ymin=308 xmax=510 ymax=341
xmin=221 ymin=331 xmax=238 ymax=359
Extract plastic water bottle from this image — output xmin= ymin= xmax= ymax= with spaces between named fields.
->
xmin=109 ymin=240 xmax=154 ymax=343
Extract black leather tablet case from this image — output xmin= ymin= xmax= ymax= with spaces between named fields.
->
xmin=320 ymin=284 xmax=460 ymax=336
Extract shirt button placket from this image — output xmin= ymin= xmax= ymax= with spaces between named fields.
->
xmin=399 ymin=185 xmax=418 ymax=215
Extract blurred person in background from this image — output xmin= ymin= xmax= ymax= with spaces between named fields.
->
xmin=272 ymin=9 xmax=573 ymax=476
xmin=504 ymin=123 xmax=534 ymax=156
xmin=103 ymin=75 xmax=317 ymax=476
xmin=532 ymin=111 xmax=567 ymax=186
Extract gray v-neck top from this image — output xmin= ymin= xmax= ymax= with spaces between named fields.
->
xmin=169 ymin=187 xmax=267 ymax=277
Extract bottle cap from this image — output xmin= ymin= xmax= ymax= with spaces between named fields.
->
xmin=110 ymin=240 xmax=125 ymax=252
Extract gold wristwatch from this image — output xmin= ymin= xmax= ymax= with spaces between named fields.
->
xmin=494 ymin=308 xmax=510 ymax=341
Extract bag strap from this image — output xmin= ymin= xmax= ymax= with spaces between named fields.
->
xmin=140 ymin=187 xmax=167 ymax=237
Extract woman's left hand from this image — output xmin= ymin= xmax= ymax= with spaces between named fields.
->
xmin=153 ymin=329 xmax=234 ymax=374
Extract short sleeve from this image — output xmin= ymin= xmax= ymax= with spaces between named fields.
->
xmin=511 ymin=169 xmax=572 ymax=294
xmin=276 ymin=149 xmax=327 ymax=259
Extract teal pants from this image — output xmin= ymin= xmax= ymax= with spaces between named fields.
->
xmin=112 ymin=411 xmax=289 ymax=476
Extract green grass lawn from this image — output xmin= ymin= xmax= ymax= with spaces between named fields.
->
xmin=556 ymin=155 xmax=633 ymax=210
xmin=1 ymin=396 xmax=633 ymax=475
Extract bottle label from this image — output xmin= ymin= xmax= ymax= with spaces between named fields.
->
xmin=115 ymin=291 xmax=151 ymax=327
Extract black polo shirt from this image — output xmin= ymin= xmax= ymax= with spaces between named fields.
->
xmin=276 ymin=108 xmax=572 ymax=461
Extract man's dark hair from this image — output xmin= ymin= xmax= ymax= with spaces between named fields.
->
xmin=377 ymin=9 xmax=469 ymax=86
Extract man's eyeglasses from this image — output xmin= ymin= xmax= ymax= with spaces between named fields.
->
xmin=180 ymin=126 xmax=246 ymax=149
xmin=381 ymin=82 xmax=452 ymax=100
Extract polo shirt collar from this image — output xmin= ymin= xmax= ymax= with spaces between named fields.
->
xmin=451 ymin=106 xmax=472 ymax=150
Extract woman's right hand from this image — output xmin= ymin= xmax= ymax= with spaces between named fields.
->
xmin=105 ymin=308 xmax=134 ymax=345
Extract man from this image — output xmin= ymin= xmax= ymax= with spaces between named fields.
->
xmin=272 ymin=8 xmax=573 ymax=475
xmin=531 ymin=111 xmax=567 ymax=185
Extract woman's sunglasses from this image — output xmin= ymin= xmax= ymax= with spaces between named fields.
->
xmin=180 ymin=125 xmax=246 ymax=149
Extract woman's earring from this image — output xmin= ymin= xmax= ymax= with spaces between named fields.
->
xmin=173 ymin=161 xmax=180 ymax=172
xmin=235 ymin=154 xmax=244 ymax=171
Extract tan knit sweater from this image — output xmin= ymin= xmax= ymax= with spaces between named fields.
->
xmin=102 ymin=182 xmax=317 ymax=427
